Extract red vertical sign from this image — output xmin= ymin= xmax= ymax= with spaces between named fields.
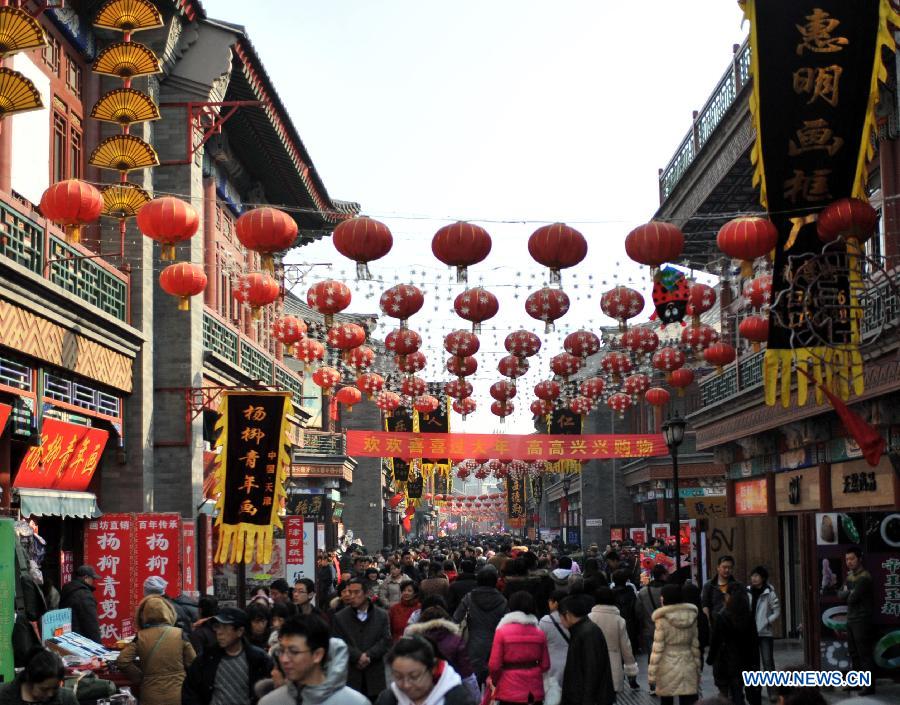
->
xmin=60 ymin=551 xmax=73 ymax=587
xmin=134 ymin=514 xmax=182 ymax=598
xmin=84 ymin=514 xmax=135 ymax=646
xmin=285 ymin=516 xmax=304 ymax=566
xmin=182 ymin=520 xmax=197 ymax=596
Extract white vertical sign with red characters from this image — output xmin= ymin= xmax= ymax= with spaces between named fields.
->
xmin=84 ymin=514 xmax=135 ymax=646
xmin=182 ymin=520 xmax=197 ymax=596
xmin=285 ymin=518 xmax=317 ymax=583
xmin=134 ymin=514 xmax=182 ymax=598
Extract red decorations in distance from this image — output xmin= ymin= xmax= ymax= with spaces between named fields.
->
xmin=498 ymin=355 xmax=529 ymax=379
xmin=531 ymin=399 xmax=554 ymax=416
xmin=490 ymin=400 xmax=514 ymax=420
xmin=335 ymin=386 xmax=362 ymax=411
xmin=686 ymin=282 xmax=716 ymax=326
xmin=345 ymin=345 xmax=375 ymax=370
xmin=817 ymin=198 xmax=878 ymax=246
xmin=534 ymin=380 xmax=561 ymax=401
xmin=652 ymin=347 xmax=685 ymax=373
xmin=579 ymin=377 xmax=605 ymax=399
xmin=385 ymin=328 xmax=422 ymax=356
xmin=235 ymin=207 xmax=298 ymax=274
xmin=234 ymin=272 xmax=280 ymax=318
xmin=569 ymin=396 xmax=592 ymax=416
xmin=623 ymin=373 xmax=650 ymax=397
xmin=272 ymin=316 xmax=307 ymax=345
xmin=413 ymin=395 xmax=440 ymax=414
xmin=739 ymin=315 xmax=769 ymax=352
xmin=432 ymin=221 xmax=492 ymax=283
xmin=490 ymin=380 xmax=516 ymax=402
xmin=401 ymin=376 xmax=427 ymax=397
xmin=620 ymin=327 xmax=660 ymax=357
xmin=453 ymin=397 xmax=477 ymax=418
xmin=607 ymin=392 xmax=633 ymax=416
xmin=356 ymin=372 xmax=384 ymax=398
xmin=307 ymin=280 xmax=351 ymax=327
xmin=744 ymin=275 xmax=773 ymax=310
xmin=550 ymin=352 xmax=582 ymax=380
xmin=528 ymin=222 xmax=588 ymax=284
xmin=159 ymin=262 xmax=206 ymax=311
xmin=312 ymin=366 xmax=341 ymax=392
xmin=444 ymin=379 xmax=473 ymax=399
xmin=625 ymin=221 xmax=684 ymax=274
xmin=505 ymin=330 xmax=542 ymax=358
xmin=380 ymin=284 xmax=424 ymax=326
xmin=716 ymin=216 xmax=778 ymax=278
xmin=375 ymin=390 xmax=402 ymax=414
xmin=454 ymin=287 xmax=498 ymax=333
xmin=136 ymin=196 xmax=199 ymax=260
xmin=703 ymin=342 xmax=736 ymax=372
xmin=332 ymin=216 xmax=393 ymax=279
xmin=396 ymin=351 xmax=427 ymax=374
xmin=447 ymin=355 xmax=477 ymax=378
xmin=444 ymin=329 xmax=480 ymax=357
xmin=600 ymin=351 xmax=633 ymax=377
xmin=295 ymin=338 xmax=325 ymax=366
xmin=600 ymin=286 xmax=645 ymax=331
xmin=564 ymin=330 xmax=601 ymax=358
xmin=326 ymin=323 xmax=366 ymax=351
xmin=40 ymin=179 xmax=103 ymax=245
xmin=668 ymin=368 xmax=695 ymax=395
xmin=681 ymin=323 xmax=719 ymax=353
xmin=644 ymin=387 xmax=671 ymax=408
xmin=525 ymin=287 xmax=570 ymax=333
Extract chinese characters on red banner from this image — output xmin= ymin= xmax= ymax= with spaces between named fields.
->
xmin=285 ymin=516 xmax=304 ymax=566
xmin=15 ymin=419 xmax=109 ymax=491
xmin=135 ymin=514 xmax=181 ymax=599
xmin=84 ymin=515 xmax=134 ymax=646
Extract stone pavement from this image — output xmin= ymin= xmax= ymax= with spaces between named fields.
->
xmin=613 ymin=639 xmax=900 ymax=705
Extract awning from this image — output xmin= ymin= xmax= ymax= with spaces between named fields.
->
xmin=16 ymin=489 xmax=101 ymax=519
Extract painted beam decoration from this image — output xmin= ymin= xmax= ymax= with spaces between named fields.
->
xmin=214 ymin=392 xmax=292 ymax=564
xmin=741 ymin=0 xmax=900 ymax=406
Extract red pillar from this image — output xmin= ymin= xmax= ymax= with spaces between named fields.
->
xmin=203 ymin=179 xmax=217 ymax=308
xmin=0 ymin=115 xmax=12 ymax=194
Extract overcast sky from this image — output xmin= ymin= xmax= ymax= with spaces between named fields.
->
xmin=206 ymin=1 xmax=749 ymax=431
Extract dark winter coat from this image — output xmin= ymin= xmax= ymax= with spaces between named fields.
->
xmin=405 ymin=618 xmax=474 ymax=678
xmin=331 ymin=601 xmax=392 ymax=699
xmin=707 ymin=610 xmax=760 ymax=687
xmin=844 ymin=567 xmax=874 ymax=623
xmin=700 ymin=576 xmax=737 ymax=624
xmin=636 ymin=581 xmax=665 ymax=653
xmin=452 ymin=587 xmax=507 ymax=681
xmin=447 ymin=573 xmax=477 ymax=614
xmin=181 ymin=641 xmax=272 ymax=705
xmin=502 ymin=575 xmax=553 ymax=618
xmin=0 ymin=677 xmax=78 ymax=705
xmin=189 ymin=618 xmax=218 ymax=656
xmin=612 ymin=585 xmax=640 ymax=656
xmin=560 ymin=618 xmax=615 ymax=705
xmin=59 ymin=578 xmax=102 ymax=643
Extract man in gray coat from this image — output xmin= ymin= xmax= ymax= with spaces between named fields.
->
xmin=332 ymin=578 xmax=391 ymax=700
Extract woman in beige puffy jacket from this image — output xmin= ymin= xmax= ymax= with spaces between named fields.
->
xmin=647 ymin=584 xmax=701 ymax=705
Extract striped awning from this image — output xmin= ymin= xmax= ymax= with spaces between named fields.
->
xmin=16 ymin=489 xmax=100 ymax=519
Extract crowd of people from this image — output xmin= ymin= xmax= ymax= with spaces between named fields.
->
xmin=10 ymin=536 xmax=876 ymax=705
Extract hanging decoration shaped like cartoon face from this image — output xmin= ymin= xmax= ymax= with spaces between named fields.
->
xmin=651 ymin=266 xmax=690 ymax=326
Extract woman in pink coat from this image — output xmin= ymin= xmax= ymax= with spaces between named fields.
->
xmin=487 ymin=591 xmax=551 ymax=705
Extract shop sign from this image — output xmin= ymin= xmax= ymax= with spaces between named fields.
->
xmin=84 ymin=514 xmax=135 ymax=646
xmin=775 ymin=467 xmax=820 ymax=512
xmin=735 ymin=478 xmax=768 ymax=515
xmin=60 ymin=550 xmax=73 ymax=586
xmin=652 ymin=523 xmax=668 ymax=540
xmin=831 ymin=456 xmax=896 ymax=509
xmin=14 ymin=419 xmax=109 ymax=491
xmin=285 ymin=517 xmax=316 ymax=583
xmin=182 ymin=520 xmax=197 ymax=596
xmin=629 ymin=527 xmax=647 ymax=545
xmin=40 ymin=608 xmax=72 ymax=641
xmin=684 ymin=496 xmax=727 ymax=519
xmin=135 ymin=514 xmax=182 ymax=598
xmin=290 ymin=464 xmax=352 ymax=483
xmin=0 ymin=403 xmax=11 ymax=434
xmin=0 ymin=519 xmax=16 ymax=681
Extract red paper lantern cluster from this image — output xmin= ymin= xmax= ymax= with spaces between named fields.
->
xmin=272 ymin=316 xmax=307 ymax=345
xmin=498 ymin=355 xmax=528 ymax=379
xmin=600 ymin=351 xmax=633 ymax=377
xmin=346 ymin=345 xmax=375 ymax=370
xmin=401 ymin=376 xmax=427 ymax=397
xmin=652 ymin=347 xmax=686 ymax=372
xmin=534 ymin=380 xmax=561 ymax=401
xmin=490 ymin=380 xmax=516 ymax=402
xmin=703 ymin=342 xmax=736 ymax=372
xmin=564 ymin=330 xmax=601 ymax=358
xmin=625 ymin=221 xmax=684 ymax=273
xmin=396 ymin=351 xmax=427 ymax=374
xmin=375 ymin=390 xmax=402 ymax=414
xmin=307 ymin=280 xmax=351 ymax=326
xmin=681 ymin=323 xmax=719 ymax=353
xmin=159 ymin=262 xmax=206 ymax=310
xmin=380 ymin=284 xmax=424 ymax=327
xmin=356 ymin=372 xmax=385 ymax=398
xmin=579 ymin=377 xmax=605 ymax=399
xmin=453 ymin=397 xmax=477 ymax=418
xmin=444 ymin=329 xmax=480 ymax=357
xmin=645 ymin=387 xmax=670 ymax=408
xmin=386 ymin=328 xmax=422 ymax=356
xmin=607 ymin=392 xmax=633 ymax=416
xmin=447 ymin=355 xmax=477 ymax=378
xmin=335 ymin=386 xmax=362 ymax=411
xmin=623 ymin=373 xmax=650 ymax=397
xmin=312 ymin=366 xmax=341 ymax=391
xmin=295 ymin=338 xmax=326 ymax=366
xmin=235 ymin=207 xmax=298 ymax=273
xmin=40 ymin=179 xmax=103 ymax=245
xmin=817 ymin=198 xmax=878 ymax=245
xmin=569 ymin=395 xmax=592 ymax=416
xmin=601 ymin=286 xmax=645 ymax=330
xmin=550 ymin=352 xmax=582 ymax=379
xmin=491 ymin=400 xmax=514 ymax=420
xmin=505 ymin=330 xmax=542 ymax=358
xmin=686 ymin=283 xmax=716 ymax=326
xmin=234 ymin=272 xmax=280 ymax=318
xmin=414 ymin=395 xmax=440 ymax=414
xmin=739 ymin=315 xmax=769 ymax=351
xmin=432 ymin=222 xmax=492 ymax=282
xmin=137 ymin=196 xmax=200 ymax=260
xmin=620 ymin=327 xmax=659 ymax=357
xmin=716 ymin=216 xmax=778 ymax=278
xmin=528 ymin=222 xmax=587 ymax=284
xmin=326 ymin=323 xmax=366 ymax=351
xmin=530 ymin=399 xmax=554 ymax=416
xmin=444 ymin=379 xmax=473 ymax=399
xmin=744 ymin=275 xmax=773 ymax=310
xmin=454 ymin=287 xmax=499 ymax=333
xmin=668 ymin=368 xmax=695 ymax=395
xmin=333 ymin=216 xmax=393 ymax=279
xmin=525 ymin=287 xmax=570 ymax=333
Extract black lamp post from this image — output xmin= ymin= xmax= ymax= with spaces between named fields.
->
xmin=662 ymin=414 xmax=687 ymax=573
xmin=561 ymin=474 xmax=571 ymax=545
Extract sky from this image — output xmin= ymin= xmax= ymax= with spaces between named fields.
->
xmin=205 ymin=1 xmax=749 ymax=432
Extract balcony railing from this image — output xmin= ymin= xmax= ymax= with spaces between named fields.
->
xmin=296 ymin=429 xmax=346 ymax=457
xmin=659 ymin=41 xmax=751 ymax=203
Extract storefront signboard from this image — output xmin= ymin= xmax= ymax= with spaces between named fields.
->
xmin=734 ymin=478 xmax=768 ymax=516
xmin=182 ymin=520 xmax=197 ymax=596
xmin=652 ymin=523 xmax=669 ymax=540
xmin=41 ymin=608 xmax=72 ymax=641
xmin=285 ymin=518 xmax=316 ymax=582
xmin=830 ymin=456 xmax=896 ymax=509
xmin=775 ymin=466 xmax=821 ymax=512
xmin=135 ymin=514 xmax=182 ymax=598
xmin=629 ymin=527 xmax=647 ymax=545
xmin=14 ymin=419 xmax=109 ymax=491
xmin=684 ymin=496 xmax=727 ymax=519
xmin=84 ymin=514 xmax=135 ymax=646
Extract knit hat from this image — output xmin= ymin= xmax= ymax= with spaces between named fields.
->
xmin=144 ymin=575 xmax=168 ymax=596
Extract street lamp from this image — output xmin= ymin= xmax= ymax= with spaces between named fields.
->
xmin=662 ymin=414 xmax=687 ymax=574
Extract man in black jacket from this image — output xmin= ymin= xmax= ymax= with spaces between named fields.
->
xmin=59 ymin=565 xmax=102 ymax=643
xmin=331 ymin=578 xmax=391 ymax=700
xmin=559 ymin=594 xmax=615 ymax=705
xmin=182 ymin=607 xmax=273 ymax=705
xmin=701 ymin=555 xmax=737 ymax=626
xmin=447 ymin=559 xmax=477 ymax=614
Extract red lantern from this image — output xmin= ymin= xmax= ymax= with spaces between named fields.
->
xmin=600 ymin=286 xmax=645 ymax=331
xmin=600 ymin=351 xmax=633 ymax=377
xmin=456 ymin=465 xmax=471 ymax=481
xmin=453 ymin=397 xmax=477 ymax=418
xmin=444 ymin=379 xmax=473 ymax=399
xmin=739 ymin=315 xmax=769 ymax=352
xmin=620 ymin=327 xmax=659 ymax=356
xmin=534 ymin=380 xmax=561 ymax=401
xmin=817 ymin=198 xmax=878 ymax=245
xmin=530 ymin=399 xmax=554 ymax=416
xmin=716 ymin=216 xmax=778 ymax=278
xmin=272 ymin=316 xmax=307 ymax=345
xmin=346 ymin=345 xmax=375 ymax=370
xmin=454 ymin=287 xmax=499 ymax=333
xmin=498 ymin=355 xmax=528 ymax=379
xmin=396 ymin=351 xmax=427 ymax=374
xmin=668 ymin=367 xmax=695 ymax=395
xmin=401 ymin=376 xmax=427 ymax=397
xmin=432 ymin=221 xmax=492 ymax=283
xmin=447 ymin=355 xmax=477 ymax=378
xmin=295 ymin=338 xmax=325 ymax=366
xmin=568 ymin=395 xmax=592 ymax=416
xmin=335 ymin=386 xmax=362 ymax=411
xmin=528 ymin=222 xmax=588 ymax=284
xmin=375 ymin=390 xmax=402 ymax=414
xmin=39 ymin=179 xmax=103 ymax=245
xmin=356 ymin=372 xmax=384 ymax=398
xmin=386 ymin=328 xmax=422 ymax=356
xmin=607 ymin=392 xmax=633 ymax=416
xmin=703 ymin=342 xmax=736 ymax=372
xmin=234 ymin=272 xmax=280 ymax=318
xmin=312 ymin=366 xmax=341 ymax=391
xmin=414 ymin=395 xmax=440 ymax=414
xmin=136 ymin=196 xmax=200 ymax=260
xmin=550 ymin=352 xmax=582 ymax=379
xmin=326 ymin=323 xmax=366 ymax=351
xmin=681 ymin=323 xmax=719 ymax=352
xmin=505 ymin=330 xmax=541 ymax=358
xmin=490 ymin=400 xmax=514 ymax=420
xmin=159 ymin=262 xmax=206 ymax=310
xmin=525 ymin=287 xmax=570 ymax=333
xmin=625 ymin=221 xmax=684 ymax=273
xmin=645 ymin=387 xmax=671 ymax=408
xmin=490 ymin=380 xmax=516 ymax=402
xmin=332 ymin=216 xmax=393 ymax=279
xmin=743 ymin=275 xmax=773 ymax=310
xmin=307 ymin=280 xmax=351 ymax=326
xmin=235 ymin=207 xmax=298 ymax=273
xmin=623 ymin=373 xmax=650 ymax=397
xmin=686 ymin=283 xmax=717 ymax=326
xmin=579 ymin=377 xmax=605 ymax=399
xmin=380 ymin=284 xmax=424 ymax=326
xmin=444 ymin=330 xmax=480 ymax=357
xmin=564 ymin=330 xmax=601 ymax=358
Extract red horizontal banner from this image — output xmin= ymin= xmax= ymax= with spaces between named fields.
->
xmin=346 ymin=431 xmax=668 ymax=461
xmin=15 ymin=419 xmax=109 ymax=491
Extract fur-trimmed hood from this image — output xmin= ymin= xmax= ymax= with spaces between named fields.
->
xmin=497 ymin=610 xmax=539 ymax=628
xmin=405 ymin=618 xmax=461 ymax=636
xmin=652 ymin=602 xmax=698 ymax=628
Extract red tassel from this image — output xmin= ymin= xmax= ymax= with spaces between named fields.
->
xmin=389 ymin=493 xmax=404 ymax=509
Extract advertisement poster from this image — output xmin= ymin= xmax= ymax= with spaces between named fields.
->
xmin=629 ymin=527 xmax=647 ymax=546
xmin=182 ymin=520 xmax=197 ymax=596
xmin=609 ymin=527 xmax=625 ymax=543
xmin=816 ymin=511 xmax=900 ymax=674
xmin=285 ymin=519 xmax=317 ymax=583
xmin=652 ymin=523 xmax=669 ymax=540
xmin=60 ymin=550 xmax=73 ymax=587
xmin=84 ymin=514 xmax=135 ymax=646
xmin=134 ymin=514 xmax=182 ymax=598
xmin=246 ymin=533 xmax=286 ymax=595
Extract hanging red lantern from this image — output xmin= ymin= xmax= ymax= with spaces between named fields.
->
xmin=332 ymin=216 xmax=393 ymax=279
xmin=625 ymin=221 xmax=684 ymax=274
xmin=335 ymin=386 xmax=362 ymax=411
xmin=456 ymin=465 xmax=471 ymax=480
xmin=739 ymin=315 xmax=769 ymax=352
xmin=380 ymin=284 xmax=424 ymax=326
xmin=356 ymin=372 xmax=384 ymax=398
xmin=703 ymin=342 xmax=736 ymax=373
xmin=564 ymin=330 xmax=601 ymax=358
xmin=743 ymin=275 xmax=773 ymax=310
xmin=504 ymin=330 xmax=541 ymax=358
xmin=136 ymin=196 xmax=200 ymax=260
xmin=817 ymin=198 xmax=878 ymax=245
xmin=307 ymin=280 xmax=351 ymax=327
xmin=607 ymin=392 xmax=633 ymax=416
xmin=312 ymin=366 xmax=341 ymax=391
xmin=600 ymin=286 xmax=645 ymax=331
xmin=326 ymin=323 xmax=367 ymax=351
xmin=681 ymin=323 xmax=719 ymax=352
xmin=39 ymin=179 xmax=103 ymax=245
xmin=444 ymin=330 xmax=480 ymax=357
xmin=346 ymin=345 xmax=375 ymax=370
xmin=432 ymin=221 xmax=492 ymax=283
xmin=568 ymin=395 xmax=592 ymax=416
xmin=525 ymin=287 xmax=570 ymax=333
xmin=579 ymin=377 xmax=605 ymax=399
xmin=528 ymin=222 xmax=587 ymax=284
xmin=444 ymin=379 xmax=473 ymax=399
xmin=600 ymin=351 xmax=633 ymax=377
xmin=530 ymin=399 xmax=554 ymax=416
xmin=498 ymin=355 xmax=528 ymax=379
xmin=295 ymin=338 xmax=325 ymax=366
xmin=534 ymin=380 xmax=561 ymax=401
xmin=668 ymin=367 xmax=695 ymax=395
xmin=623 ymin=373 xmax=651 ymax=397
xmin=447 ymin=355 xmax=477 ymax=378
xmin=454 ymin=287 xmax=499 ymax=333
xmin=386 ymin=328 xmax=422 ymax=356
xmin=375 ymin=390 xmax=402 ymax=414
xmin=401 ymin=376 xmax=427 ymax=397
xmin=620 ymin=327 xmax=659 ymax=356
xmin=234 ymin=272 xmax=280 ymax=318
xmin=550 ymin=352 xmax=582 ymax=379
xmin=489 ymin=460 xmax=508 ymax=479
xmin=490 ymin=380 xmax=516 ymax=402
xmin=396 ymin=351 xmax=427 ymax=374
xmin=413 ymin=395 xmax=440 ymax=414
xmin=453 ymin=397 xmax=477 ymax=418
xmin=159 ymin=262 xmax=206 ymax=311
xmin=645 ymin=387 xmax=671 ymax=408
xmin=235 ymin=207 xmax=298 ymax=274
xmin=716 ymin=216 xmax=778 ymax=278
xmin=272 ymin=316 xmax=307 ymax=345
xmin=686 ymin=283 xmax=717 ymax=326
xmin=490 ymin=400 xmax=514 ymax=420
